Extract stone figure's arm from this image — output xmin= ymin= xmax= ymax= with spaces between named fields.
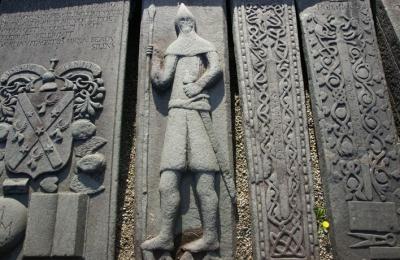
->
xmin=151 ymin=54 xmax=178 ymax=91
xmin=196 ymin=51 xmax=222 ymax=90
xmin=183 ymin=51 xmax=222 ymax=98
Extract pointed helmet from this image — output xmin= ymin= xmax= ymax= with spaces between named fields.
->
xmin=166 ymin=3 xmax=216 ymax=56
xmin=175 ymin=3 xmax=196 ymax=34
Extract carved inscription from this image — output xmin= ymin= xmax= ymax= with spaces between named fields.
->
xmin=317 ymin=1 xmax=352 ymax=11
xmin=298 ymin=0 xmax=400 ymax=259
xmin=232 ymin=1 xmax=318 ymax=259
xmin=0 ymin=0 xmax=129 ymax=259
xmin=0 ymin=2 xmax=122 ymax=49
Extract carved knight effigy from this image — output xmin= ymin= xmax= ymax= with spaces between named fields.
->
xmin=138 ymin=3 xmax=235 ymax=259
xmin=0 ymin=59 xmax=108 ymax=257
xmin=298 ymin=0 xmax=400 ymax=259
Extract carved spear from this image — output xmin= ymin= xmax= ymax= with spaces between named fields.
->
xmin=142 ymin=2 xmax=156 ymax=246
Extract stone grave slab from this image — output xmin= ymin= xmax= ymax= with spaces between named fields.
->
xmin=375 ymin=0 xmax=400 ymax=129
xmin=0 ymin=0 xmax=130 ymax=259
xmin=231 ymin=0 xmax=319 ymax=259
xmin=135 ymin=1 xmax=236 ymax=259
xmin=297 ymin=0 xmax=400 ymax=259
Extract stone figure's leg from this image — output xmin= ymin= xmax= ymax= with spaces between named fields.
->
xmin=182 ymin=171 xmax=219 ymax=252
xmin=141 ymin=170 xmax=181 ymax=251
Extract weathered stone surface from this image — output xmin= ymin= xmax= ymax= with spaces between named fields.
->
xmin=24 ymin=193 xmax=58 ymax=257
xmin=369 ymin=247 xmax=400 ymax=259
xmin=71 ymin=119 xmax=97 ymax=140
xmin=40 ymin=176 xmax=59 ymax=193
xmin=375 ymin=0 xmax=400 ymax=130
xmin=297 ymin=0 xmax=400 ymax=259
xmin=24 ymin=193 xmax=88 ymax=258
xmin=0 ymin=123 xmax=11 ymax=143
xmin=0 ymin=197 xmax=27 ymax=254
xmin=0 ymin=0 xmax=130 ymax=259
xmin=76 ymin=153 xmax=106 ymax=173
xmin=3 ymin=178 xmax=30 ymax=195
xmin=136 ymin=1 xmax=235 ymax=259
xmin=52 ymin=193 xmax=88 ymax=257
xmin=232 ymin=1 xmax=319 ymax=259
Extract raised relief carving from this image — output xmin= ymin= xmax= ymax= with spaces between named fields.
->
xmin=0 ymin=58 xmax=108 ymax=255
xmin=140 ymin=4 xmax=235 ymax=257
xmin=0 ymin=59 xmax=107 ymax=184
xmin=375 ymin=0 xmax=400 ymax=132
xmin=299 ymin=0 xmax=400 ymax=258
xmin=232 ymin=1 xmax=318 ymax=259
xmin=0 ymin=198 xmax=27 ymax=254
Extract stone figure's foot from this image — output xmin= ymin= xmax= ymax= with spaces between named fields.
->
xmin=181 ymin=236 xmax=219 ymax=253
xmin=140 ymin=235 xmax=174 ymax=251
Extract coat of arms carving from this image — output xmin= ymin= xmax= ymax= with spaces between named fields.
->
xmin=0 ymin=59 xmax=107 ymax=185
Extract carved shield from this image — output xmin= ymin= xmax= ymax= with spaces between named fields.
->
xmin=0 ymin=59 xmax=105 ymax=183
xmin=5 ymin=91 xmax=74 ymax=179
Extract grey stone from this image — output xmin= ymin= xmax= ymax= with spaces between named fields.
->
xmin=70 ymin=173 xmax=105 ymax=195
xmin=180 ymin=251 xmax=195 ymax=260
xmin=231 ymin=1 xmax=319 ymax=259
xmin=2 ymin=178 xmax=30 ymax=195
xmin=24 ymin=193 xmax=88 ymax=258
xmin=0 ymin=0 xmax=130 ymax=259
xmin=40 ymin=176 xmax=59 ymax=193
xmin=136 ymin=1 xmax=235 ymax=259
xmin=370 ymin=247 xmax=400 ymax=259
xmin=375 ymin=0 xmax=400 ymax=130
xmin=0 ymin=123 xmax=11 ymax=143
xmin=23 ymin=193 xmax=58 ymax=257
xmin=71 ymin=119 xmax=97 ymax=140
xmin=52 ymin=193 xmax=88 ymax=257
xmin=76 ymin=153 xmax=106 ymax=173
xmin=348 ymin=201 xmax=399 ymax=232
xmin=74 ymin=135 xmax=108 ymax=158
xmin=297 ymin=0 xmax=400 ymax=259
xmin=0 ymin=197 xmax=27 ymax=254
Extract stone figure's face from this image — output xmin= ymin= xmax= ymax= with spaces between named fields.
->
xmin=178 ymin=17 xmax=194 ymax=34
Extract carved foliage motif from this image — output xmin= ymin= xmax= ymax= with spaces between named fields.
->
xmin=305 ymin=2 xmax=399 ymax=202
xmin=236 ymin=2 xmax=316 ymax=258
xmin=304 ymin=0 xmax=400 ymax=254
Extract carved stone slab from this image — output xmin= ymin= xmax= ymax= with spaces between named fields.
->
xmin=375 ymin=0 xmax=400 ymax=129
xmin=297 ymin=0 xmax=400 ymax=259
xmin=231 ymin=1 xmax=319 ymax=259
xmin=0 ymin=1 xmax=129 ymax=259
xmin=135 ymin=1 xmax=235 ymax=259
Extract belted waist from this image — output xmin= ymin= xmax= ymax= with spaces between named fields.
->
xmin=168 ymin=94 xmax=211 ymax=111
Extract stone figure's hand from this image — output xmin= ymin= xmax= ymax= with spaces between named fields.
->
xmin=184 ymin=83 xmax=202 ymax=98
xmin=146 ymin=45 xmax=154 ymax=56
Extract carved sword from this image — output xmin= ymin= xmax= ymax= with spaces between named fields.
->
xmin=199 ymin=111 xmax=237 ymax=203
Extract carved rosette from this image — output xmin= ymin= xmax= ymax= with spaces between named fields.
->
xmin=233 ymin=1 xmax=318 ymax=259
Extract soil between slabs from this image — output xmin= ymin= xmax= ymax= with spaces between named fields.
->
xmin=115 ymin=94 xmax=333 ymax=260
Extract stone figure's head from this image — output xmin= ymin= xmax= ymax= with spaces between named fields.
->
xmin=175 ymin=3 xmax=196 ymax=35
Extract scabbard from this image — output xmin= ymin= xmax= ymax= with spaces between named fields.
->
xmin=198 ymin=110 xmax=236 ymax=203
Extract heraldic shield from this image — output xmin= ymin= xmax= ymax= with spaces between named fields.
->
xmin=5 ymin=91 xmax=74 ymax=178
xmin=0 ymin=59 xmax=105 ymax=180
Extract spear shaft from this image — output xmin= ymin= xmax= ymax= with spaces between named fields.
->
xmin=142 ymin=2 xmax=156 ymax=245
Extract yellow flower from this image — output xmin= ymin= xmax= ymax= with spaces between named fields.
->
xmin=322 ymin=221 xmax=330 ymax=230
